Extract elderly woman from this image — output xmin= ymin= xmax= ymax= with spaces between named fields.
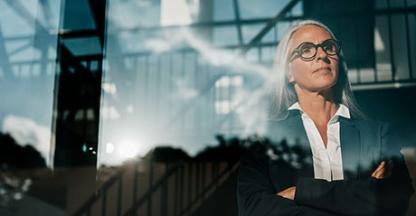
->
xmin=237 ymin=20 xmax=413 ymax=216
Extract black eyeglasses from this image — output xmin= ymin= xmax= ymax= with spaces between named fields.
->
xmin=288 ymin=39 xmax=341 ymax=62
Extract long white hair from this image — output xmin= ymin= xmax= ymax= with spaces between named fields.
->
xmin=269 ymin=20 xmax=364 ymax=120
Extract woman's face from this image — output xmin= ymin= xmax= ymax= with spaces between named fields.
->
xmin=287 ymin=25 xmax=339 ymax=93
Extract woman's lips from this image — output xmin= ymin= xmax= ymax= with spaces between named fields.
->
xmin=313 ymin=67 xmax=331 ymax=73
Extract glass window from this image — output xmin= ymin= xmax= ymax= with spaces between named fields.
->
xmin=213 ymin=26 xmax=239 ymax=46
xmin=0 ymin=0 xmax=62 ymax=167
xmin=213 ymin=0 xmax=235 ymax=21
xmin=239 ymin=0 xmax=291 ymax=19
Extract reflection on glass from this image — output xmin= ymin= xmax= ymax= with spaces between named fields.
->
xmin=0 ymin=0 xmax=61 ymax=214
xmin=99 ymin=0 xmax=299 ymax=166
xmin=0 ymin=0 xmax=62 ymax=167
xmin=213 ymin=0 xmax=234 ymax=21
xmin=239 ymin=0 xmax=291 ymax=19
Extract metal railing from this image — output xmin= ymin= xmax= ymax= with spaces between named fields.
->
xmin=73 ymin=160 xmax=239 ymax=216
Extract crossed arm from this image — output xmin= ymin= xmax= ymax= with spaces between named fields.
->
xmin=278 ymin=159 xmax=413 ymax=215
xmin=237 ymin=152 xmax=335 ymax=216
xmin=277 ymin=161 xmax=391 ymax=204
xmin=237 ymin=152 xmax=414 ymax=216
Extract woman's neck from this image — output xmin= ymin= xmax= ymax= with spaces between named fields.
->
xmin=294 ymin=85 xmax=338 ymax=126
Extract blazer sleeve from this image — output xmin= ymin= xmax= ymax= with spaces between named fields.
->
xmin=293 ymin=123 xmax=414 ymax=216
xmin=237 ymin=150 xmax=334 ymax=216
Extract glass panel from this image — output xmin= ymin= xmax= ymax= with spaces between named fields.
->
xmin=389 ymin=0 xmax=406 ymax=8
xmin=0 ymin=0 xmax=61 ymax=214
xmin=0 ymin=0 xmax=61 ymax=167
xmin=241 ymin=24 xmax=264 ymax=44
xmin=391 ymin=15 xmax=411 ymax=80
xmin=409 ymin=14 xmax=416 ymax=79
xmin=213 ymin=0 xmax=235 ymax=21
xmin=239 ymin=0 xmax=291 ymax=19
xmin=63 ymin=0 xmax=96 ymax=30
xmin=374 ymin=16 xmax=393 ymax=81
xmin=375 ymin=0 xmax=387 ymax=9
xmin=409 ymin=0 xmax=416 ymax=6
xmin=213 ymin=26 xmax=239 ymax=46
xmin=2 ymin=0 xmax=414 ymax=215
xmin=100 ymin=0 xmax=274 ymax=167
xmin=108 ymin=0 xmax=161 ymax=28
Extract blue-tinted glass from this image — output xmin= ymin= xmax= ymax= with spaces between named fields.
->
xmin=0 ymin=0 xmax=62 ymax=167
xmin=108 ymin=0 xmax=161 ymax=28
xmin=63 ymin=37 xmax=102 ymax=56
xmin=213 ymin=26 xmax=239 ymax=46
xmin=213 ymin=0 xmax=235 ymax=21
xmin=63 ymin=0 xmax=96 ymax=30
xmin=239 ymin=0 xmax=291 ymax=19
xmin=242 ymin=24 xmax=264 ymax=44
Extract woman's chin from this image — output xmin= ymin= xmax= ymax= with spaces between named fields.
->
xmin=308 ymin=81 xmax=337 ymax=93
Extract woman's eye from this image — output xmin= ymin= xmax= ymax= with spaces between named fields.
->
xmin=324 ymin=45 xmax=334 ymax=51
xmin=302 ymin=47 xmax=313 ymax=53
xmin=323 ymin=42 xmax=337 ymax=52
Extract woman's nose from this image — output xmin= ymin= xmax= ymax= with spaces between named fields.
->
xmin=315 ymin=47 xmax=330 ymax=63
xmin=316 ymin=47 xmax=328 ymax=59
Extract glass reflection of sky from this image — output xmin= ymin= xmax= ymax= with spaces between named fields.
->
xmin=240 ymin=0 xmax=292 ymax=19
xmin=0 ymin=0 xmax=62 ymax=166
xmin=0 ymin=0 xmax=304 ymax=167
xmin=0 ymin=0 xmax=60 ymax=167
xmin=99 ymin=0 xmax=299 ymax=166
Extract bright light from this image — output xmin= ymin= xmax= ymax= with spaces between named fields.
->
xmin=99 ymin=133 xmax=153 ymax=166
xmin=117 ymin=139 xmax=140 ymax=159
xmin=102 ymin=82 xmax=117 ymax=95
xmin=106 ymin=142 xmax=115 ymax=154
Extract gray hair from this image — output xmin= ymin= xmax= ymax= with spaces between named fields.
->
xmin=269 ymin=19 xmax=365 ymax=120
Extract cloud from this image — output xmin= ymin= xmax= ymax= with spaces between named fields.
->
xmin=145 ymin=28 xmax=271 ymax=78
xmin=143 ymin=28 xmax=276 ymax=135
xmin=2 ymin=115 xmax=51 ymax=166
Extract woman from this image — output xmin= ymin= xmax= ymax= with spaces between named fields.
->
xmin=237 ymin=20 xmax=413 ymax=216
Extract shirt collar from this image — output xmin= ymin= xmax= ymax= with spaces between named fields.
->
xmin=288 ymin=102 xmax=350 ymax=120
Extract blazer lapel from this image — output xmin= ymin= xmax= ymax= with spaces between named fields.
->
xmin=285 ymin=110 xmax=309 ymax=146
xmin=284 ymin=111 xmax=314 ymax=178
xmin=269 ymin=113 xmax=364 ymax=181
xmin=340 ymin=117 xmax=362 ymax=180
xmin=267 ymin=111 xmax=314 ymax=190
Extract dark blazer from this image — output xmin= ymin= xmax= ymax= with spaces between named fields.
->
xmin=237 ymin=110 xmax=414 ymax=216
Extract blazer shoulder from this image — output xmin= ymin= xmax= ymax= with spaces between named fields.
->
xmin=352 ymin=116 xmax=386 ymax=127
xmin=351 ymin=116 xmax=389 ymax=135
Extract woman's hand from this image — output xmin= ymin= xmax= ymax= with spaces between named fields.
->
xmin=277 ymin=186 xmax=296 ymax=200
xmin=371 ymin=161 xmax=392 ymax=179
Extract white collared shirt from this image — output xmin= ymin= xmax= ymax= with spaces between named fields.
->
xmin=288 ymin=102 xmax=350 ymax=181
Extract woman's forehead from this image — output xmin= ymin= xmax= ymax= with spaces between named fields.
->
xmin=289 ymin=25 xmax=333 ymax=46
